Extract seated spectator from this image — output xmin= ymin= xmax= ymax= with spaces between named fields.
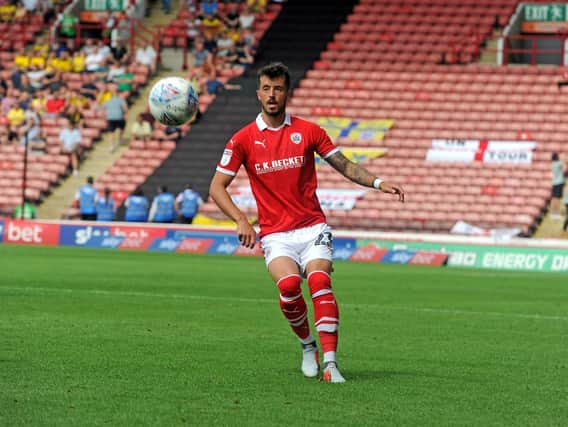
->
xmin=204 ymin=69 xmax=241 ymax=95
xmin=200 ymin=12 xmax=223 ymax=36
xmin=85 ymin=46 xmax=107 ymax=73
xmin=131 ymin=113 xmax=152 ymax=141
xmin=107 ymin=64 xmax=133 ymax=93
xmin=0 ymin=2 xmax=17 ymax=22
xmin=224 ymin=2 xmax=240 ymax=30
xmin=27 ymin=65 xmax=50 ymax=90
xmin=1 ymin=86 xmax=18 ymax=115
xmin=239 ymin=6 xmax=255 ymax=30
xmin=96 ymin=83 xmax=113 ymax=105
xmin=203 ymin=31 xmax=218 ymax=54
xmin=201 ymin=0 xmax=218 ymax=15
xmin=134 ymin=43 xmax=157 ymax=73
xmin=191 ymin=38 xmax=213 ymax=70
xmin=7 ymin=102 xmax=26 ymax=128
xmin=72 ymin=51 xmax=86 ymax=73
xmin=44 ymin=88 xmax=67 ymax=118
xmin=65 ymin=104 xmax=84 ymax=128
xmin=49 ymin=50 xmax=73 ymax=73
xmin=80 ymin=80 xmax=98 ymax=101
xmin=19 ymin=74 xmax=37 ymax=95
xmin=32 ymin=35 xmax=50 ymax=58
xmin=110 ymin=39 xmax=129 ymax=64
xmin=14 ymin=53 xmax=31 ymax=70
xmin=82 ymin=38 xmax=97 ymax=56
xmin=59 ymin=119 xmax=82 ymax=175
xmin=247 ymin=0 xmax=266 ymax=13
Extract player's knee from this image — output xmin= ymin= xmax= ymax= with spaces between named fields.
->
xmin=307 ymin=270 xmax=332 ymax=298
xmin=276 ymin=274 xmax=302 ymax=298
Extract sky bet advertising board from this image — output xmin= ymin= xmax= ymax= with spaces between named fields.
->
xmin=3 ymin=220 xmax=568 ymax=272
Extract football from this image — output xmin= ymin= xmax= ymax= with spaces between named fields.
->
xmin=148 ymin=77 xmax=199 ymax=126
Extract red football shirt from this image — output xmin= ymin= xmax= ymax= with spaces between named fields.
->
xmin=217 ymin=113 xmax=339 ymax=237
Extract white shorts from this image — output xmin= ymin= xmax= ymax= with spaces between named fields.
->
xmin=260 ymin=223 xmax=333 ymax=273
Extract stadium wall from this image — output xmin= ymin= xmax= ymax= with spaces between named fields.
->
xmin=1 ymin=219 xmax=568 ymax=273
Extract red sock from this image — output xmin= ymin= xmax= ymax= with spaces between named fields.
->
xmin=307 ymin=271 xmax=338 ymax=354
xmin=277 ymin=274 xmax=310 ymax=340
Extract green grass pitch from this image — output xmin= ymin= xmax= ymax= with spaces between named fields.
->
xmin=1 ymin=245 xmax=567 ymax=426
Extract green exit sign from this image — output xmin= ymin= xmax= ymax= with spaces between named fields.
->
xmin=84 ymin=0 xmax=124 ymax=11
xmin=525 ymin=4 xmax=568 ymax=21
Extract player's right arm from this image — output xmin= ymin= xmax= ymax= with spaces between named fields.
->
xmin=209 ymin=172 xmax=257 ymax=249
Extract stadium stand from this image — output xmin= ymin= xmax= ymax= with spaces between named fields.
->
xmin=194 ymin=0 xmax=560 ymax=235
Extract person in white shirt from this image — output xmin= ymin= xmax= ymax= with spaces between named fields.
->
xmin=135 ymin=44 xmax=157 ymax=73
xmin=59 ymin=120 xmax=82 ymax=175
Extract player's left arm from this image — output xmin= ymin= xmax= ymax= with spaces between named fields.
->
xmin=325 ymin=151 xmax=405 ymax=202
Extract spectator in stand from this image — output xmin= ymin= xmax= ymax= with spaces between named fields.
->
xmin=102 ymin=84 xmax=127 ymax=152
xmin=201 ymin=0 xmax=218 ymax=15
xmin=13 ymin=198 xmax=37 ymax=219
xmin=148 ymin=186 xmax=176 ymax=223
xmin=175 ymin=183 xmax=202 ymax=224
xmin=247 ymin=0 xmax=267 ymax=13
xmin=19 ymin=102 xmax=43 ymax=150
xmin=1 ymin=84 xmax=18 ymax=115
xmin=75 ymin=176 xmax=97 ymax=220
xmin=59 ymin=119 xmax=82 ymax=175
xmin=80 ymin=80 xmax=98 ymax=101
xmin=0 ymin=2 xmax=17 ymax=22
xmin=72 ymin=50 xmax=86 ymax=73
xmin=551 ymin=152 xmax=565 ymax=220
xmin=27 ymin=64 xmax=50 ymax=90
xmin=7 ymin=102 xmax=26 ymax=137
xmin=131 ymin=113 xmax=152 ymax=142
xmin=32 ymin=35 xmax=50 ymax=58
xmin=111 ymin=39 xmax=129 ymax=64
xmin=239 ymin=6 xmax=255 ymax=30
xmin=191 ymin=38 xmax=213 ymax=71
xmin=95 ymin=187 xmax=116 ymax=221
xmin=59 ymin=13 xmax=78 ymax=38
xmin=134 ymin=43 xmax=157 ymax=73
xmin=204 ymin=69 xmax=241 ymax=96
xmin=124 ymin=189 xmax=149 ymax=222
xmin=65 ymin=104 xmax=84 ymax=128
xmin=224 ymin=2 xmax=240 ymax=30
xmin=162 ymin=0 xmax=171 ymax=14
xmin=44 ymin=87 xmax=67 ymax=118
xmin=85 ymin=46 xmax=107 ymax=74
xmin=202 ymin=31 xmax=218 ymax=55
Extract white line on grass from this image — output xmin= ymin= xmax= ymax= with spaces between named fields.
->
xmin=2 ymin=285 xmax=567 ymax=322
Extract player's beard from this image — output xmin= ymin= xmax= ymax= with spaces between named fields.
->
xmin=262 ymin=102 xmax=285 ymax=117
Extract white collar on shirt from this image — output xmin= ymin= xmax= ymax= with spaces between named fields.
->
xmin=255 ymin=112 xmax=291 ymax=131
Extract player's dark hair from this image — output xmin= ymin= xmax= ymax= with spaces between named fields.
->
xmin=87 ymin=176 xmax=94 ymax=184
xmin=257 ymin=62 xmax=290 ymax=89
xmin=552 ymin=152 xmax=559 ymax=161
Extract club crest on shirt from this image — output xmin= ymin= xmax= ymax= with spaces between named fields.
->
xmin=290 ymin=132 xmax=302 ymax=144
xmin=220 ymin=149 xmax=232 ymax=166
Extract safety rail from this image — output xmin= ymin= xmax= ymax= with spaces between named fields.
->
xmin=480 ymin=33 xmax=568 ymax=66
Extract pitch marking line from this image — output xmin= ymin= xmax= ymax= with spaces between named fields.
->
xmin=1 ymin=286 xmax=567 ymax=322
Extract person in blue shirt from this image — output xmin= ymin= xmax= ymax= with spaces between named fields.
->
xmin=75 ymin=176 xmax=97 ymax=221
xmin=149 ymin=186 xmax=176 ymax=223
xmin=124 ymin=189 xmax=149 ymax=222
xmin=175 ymin=183 xmax=203 ymax=224
xmin=95 ymin=187 xmax=116 ymax=222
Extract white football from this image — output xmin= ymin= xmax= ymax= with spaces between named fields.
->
xmin=148 ymin=77 xmax=199 ymax=126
